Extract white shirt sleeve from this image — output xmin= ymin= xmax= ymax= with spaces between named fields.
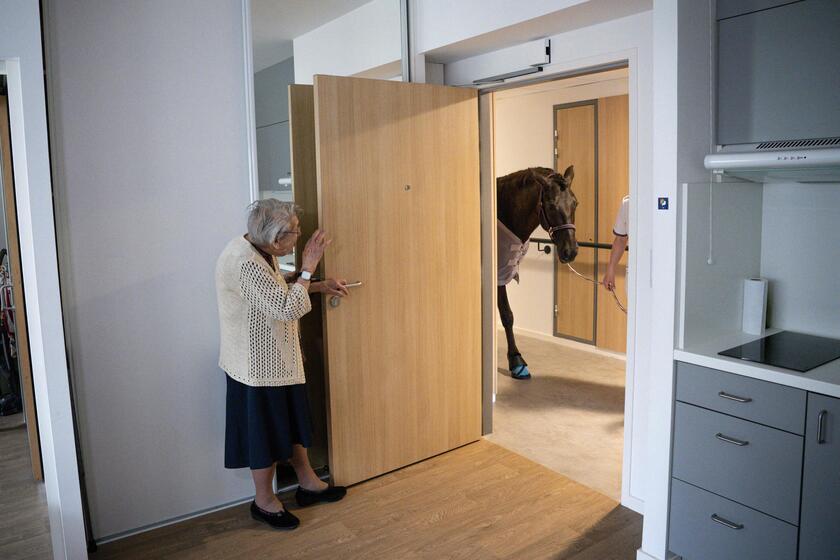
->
xmin=613 ymin=195 xmax=630 ymax=237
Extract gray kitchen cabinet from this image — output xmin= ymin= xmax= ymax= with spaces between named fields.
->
xmin=669 ymin=478 xmax=798 ymax=560
xmin=676 ymin=361 xmax=807 ymax=434
xmin=672 ymin=402 xmax=803 ymax=525
xmin=799 ymin=393 xmax=840 ymax=560
xmin=717 ymin=0 xmax=840 ymax=144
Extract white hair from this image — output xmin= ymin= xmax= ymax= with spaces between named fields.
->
xmin=246 ymin=199 xmax=302 ymax=246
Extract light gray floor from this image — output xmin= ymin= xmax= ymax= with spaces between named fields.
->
xmin=0 ymin=413 xmax=52 ymax=560
xmin=489 ymin=331 xmax=626 ymax=500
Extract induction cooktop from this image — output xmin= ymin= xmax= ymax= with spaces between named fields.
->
xmin=719 ymin=331 xmax=840 ymax=373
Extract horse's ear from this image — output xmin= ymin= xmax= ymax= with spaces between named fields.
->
xmin=563 ymin=165 xmax=575 ymax=182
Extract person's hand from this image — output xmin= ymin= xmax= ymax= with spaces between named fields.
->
xmin=602 ymin=268 xmax=616 ymax=291
xmin=301 ymin=229 xmax=330 ymax=272
xmin=321 ymin=278 xmax=350 ymax=297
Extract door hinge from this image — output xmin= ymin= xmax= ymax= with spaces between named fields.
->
xmin=554 ymin=304 xmax=558 ymax=315
xmin=554 ymin=147 xmax=558 ymax=157
xmin=554 ymin=129 xmax=558 ymax=138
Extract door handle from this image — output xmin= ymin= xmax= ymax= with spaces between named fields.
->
xmin=329 ymin=281 xmax=363 ymax=308
xmin=715 ymin=433 xmax=749 ymax=447
xmin=817 ymin=410 xmax=828 ymax=444
xmin=718 ymin=391 xmax=752 ymax=403
xmin=711 ymin=513 xmax=744 ymax=530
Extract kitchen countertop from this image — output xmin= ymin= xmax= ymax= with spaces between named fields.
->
xmin=674 ymin=329 xmax=840 ymax=398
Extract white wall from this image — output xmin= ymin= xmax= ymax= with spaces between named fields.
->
xmin=761 ymin=183 xmax=840 ymax=338
xmin=45 ymin=0 xmax=254 ymax=540
xmin=0 ymin=2 xmax=87 ymax=558
xmin=493 ymin=71 xmax=629 ymax=337
xmin=413 ymin=0 xmax=586 ymax=53
xmin=680 ymin=182 xmax=763 ymax=347
xmin=293 ymin=0 xmax=401 ymax=84
xmin=641 ymin=1 xmax=711 ymax=558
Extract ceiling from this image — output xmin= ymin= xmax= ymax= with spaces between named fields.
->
xmin=251 ymin=0 xmax=373 ymax=72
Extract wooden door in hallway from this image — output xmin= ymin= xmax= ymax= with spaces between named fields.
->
xmin=313 ymin=76 xmax=482 ymax=486
xmin=554 ymin=102 xmax=596 ymax=343
xmin=596 ymin=95 xmax=629 ymax=353
xmin=553 ymin=95 xmax=628 ymax=353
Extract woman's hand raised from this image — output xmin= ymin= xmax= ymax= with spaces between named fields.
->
xmin=301 ymin=229 xmax=330 ymax=272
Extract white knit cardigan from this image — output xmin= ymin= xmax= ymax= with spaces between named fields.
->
xmin=215 ymin=236 xmax=311 ymax=387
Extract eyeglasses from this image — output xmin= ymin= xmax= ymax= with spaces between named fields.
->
xmin=277 ymin=229 xmax=301 ymax=238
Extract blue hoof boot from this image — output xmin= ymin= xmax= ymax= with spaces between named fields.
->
xmin=511 ymin=365 xmax=531 ymax=379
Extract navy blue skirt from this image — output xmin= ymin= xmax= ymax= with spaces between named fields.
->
xmin=224 ymin=375 xmax=314 ymax=470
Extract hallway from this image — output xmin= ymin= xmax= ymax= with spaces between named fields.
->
xmin=490 ymin=331 xmax=626 ymax=500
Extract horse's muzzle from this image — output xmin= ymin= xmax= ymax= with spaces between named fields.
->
xmin=559 ymin=247 xmax=578 ymax=263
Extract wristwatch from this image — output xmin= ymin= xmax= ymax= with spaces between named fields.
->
xmin=300 ymin=270 xmax=313 ymax=281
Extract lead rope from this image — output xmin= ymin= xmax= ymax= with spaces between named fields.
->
xmin=534 ymin=179 xmax=623 ymax=312
xmin=565 ymin=263 xmax=628 ymax=315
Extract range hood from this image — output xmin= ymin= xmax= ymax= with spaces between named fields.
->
xmin=704 ymin=143 xmax=840 ymax=184
xmin=709 ymin=2 xmax=840 ymax=184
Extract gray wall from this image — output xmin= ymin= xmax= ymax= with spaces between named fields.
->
xmin=761 ymin=183 xmax=840 ymax=338
xmin=45 ymin=0 xmax=254 ymax=539
xmin=254 ymin=58 xmax=294 ymax=193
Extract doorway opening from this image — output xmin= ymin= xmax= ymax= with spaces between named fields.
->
xmin=0 ymin=73 xmax=50 ymax=556
xmin=486 ymin=67 xmax=632 ymax=502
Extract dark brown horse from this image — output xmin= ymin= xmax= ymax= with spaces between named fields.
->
xmin=497 ymin=166 xmax=578 ymax=379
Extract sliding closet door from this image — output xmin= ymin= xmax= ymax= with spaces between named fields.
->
xmin=314 ymin=76 xmax=482 ymax=486
xmin=0 ymin=93 xmax=41 ymax=480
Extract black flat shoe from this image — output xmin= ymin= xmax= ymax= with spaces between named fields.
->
xmin=295 ymin=485 xmax=347 ymax=507
xmin=250 ymin=501 xmax=300 ymax=530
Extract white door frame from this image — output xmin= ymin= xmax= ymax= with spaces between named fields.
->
xmin=0 ymin=18 xmax=88 ymax=560
xmin=476 ymin=50 xmax=646 ymax=514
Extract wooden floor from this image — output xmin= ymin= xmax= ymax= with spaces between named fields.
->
xmin=0 ymin=414 xmax=52 ymax=560
xmin=94 ymin=440 xmax=641 ymax=560
xmin=490 ymin=331 xmax=626 ymax=500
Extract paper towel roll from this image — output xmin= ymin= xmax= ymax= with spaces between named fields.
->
xmin=742 ymin=278 xmax=768 ymax=335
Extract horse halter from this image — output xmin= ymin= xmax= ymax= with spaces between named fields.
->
xmin=537 ymin=181 xmax=576 ymax=237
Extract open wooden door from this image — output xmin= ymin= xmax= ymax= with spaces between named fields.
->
xmin=313 ymin=76 xmax=481 ymax=486
xmin=288 ymin=84 xmax=330 ymax=472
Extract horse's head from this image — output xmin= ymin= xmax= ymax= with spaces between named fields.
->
xmin=538 ymin=165 xmax=578 ymax=263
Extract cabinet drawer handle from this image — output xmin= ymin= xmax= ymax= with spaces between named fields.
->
xmin=715 ymin=433 xmax=749 ymax=446
xmin=817 ymin=410 xmax=828 ymax=444
xmin=711 ymin=513 xmax=744 ymax=530
xmin=718 ymin=391 xmax=752 ymax=403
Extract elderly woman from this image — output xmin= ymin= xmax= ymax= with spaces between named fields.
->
xmin=216 ymin=199 xmax=348 ymax=530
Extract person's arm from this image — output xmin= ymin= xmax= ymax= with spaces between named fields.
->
xmin=309 ymin=279 xmax=350 ymax=297
xmin=602 ymin=235 xmax=628 ymax=291
xmin=239 ymin=261 xmax=312 ymax=322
